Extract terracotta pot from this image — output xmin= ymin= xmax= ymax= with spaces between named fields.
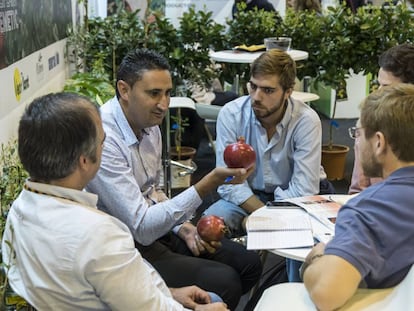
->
xmin=321 ymin=144 xmax=350 ymax=181
xmin=170 ymin=146 xmax=197 ymax=160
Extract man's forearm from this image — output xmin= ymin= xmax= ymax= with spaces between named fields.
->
xmin=303 ymin=255 xmax=361 ymax=311
xmin=240 ymin=195 xmax=265 ymax=214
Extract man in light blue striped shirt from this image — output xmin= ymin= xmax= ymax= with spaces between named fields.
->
xmin=204 ymin=49 xmax=328 ymax=281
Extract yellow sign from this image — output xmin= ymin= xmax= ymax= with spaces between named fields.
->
xmin=14 ymin=68 xmax=22 ymax=102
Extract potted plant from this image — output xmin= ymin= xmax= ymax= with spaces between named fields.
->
xmin=169 ymin=105 xmax=196 ymax=160
xmin=0 ymin=140 xmax=30 ymax=309
xmin=280 ymin=3 xmax=414 ymax=180
xmin=66 ymin=0 xmax=145 ymax=84
xmin=168 ymin=98 xmax=198 ymax=189
xmin=63 ymin=56 xmax=115 ymax=106
xmin=222 ymin=5 xmax=283 ymax=94
xmin=317 ymin=3 xmax=414 ymax=180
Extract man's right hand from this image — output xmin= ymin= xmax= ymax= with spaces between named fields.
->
xmin=170 ymin=286 xmax=229 ymax=311
xmin=194 ymin=302 xmax=230 ymax=311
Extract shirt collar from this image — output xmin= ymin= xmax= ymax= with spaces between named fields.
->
xmin=25 ymin=180 xmax=98 ymax=208
xmin=388 ymin=166 xmax=414 ymax=180
xmin=110 ymin=97 xmax=149 ymax=146
xmin=279 ymin=97 xmax=294 ymax=129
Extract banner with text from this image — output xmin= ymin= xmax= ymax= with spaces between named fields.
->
xmin=0 ymin=0 xmax=73 ymax=118
xmin=165 ymin=0 xmax=233 ymax=27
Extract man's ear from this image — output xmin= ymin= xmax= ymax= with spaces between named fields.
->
xmin=285 ymin=87 xmax=293 ymax=100
xmin=374 ymin=131 xmax=387 ymax=156
xmin=117 ymin=80 xmax=130 ymax=102
xmin=78 ymin=154 xmax=89 ymax=172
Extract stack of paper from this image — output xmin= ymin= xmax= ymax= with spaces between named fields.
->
xmin=285 ymin=195 xmax=343 ymax=231
xmin=246 ymin=209 xmax=314 ymax=250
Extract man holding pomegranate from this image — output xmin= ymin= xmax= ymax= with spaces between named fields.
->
xmin=2 ymin=92 xmax=230 ymax=311
xmin=86 ymin=49 xmax=262 ymax=310
xmin=203 ymin=49 xmax=325 ymax=281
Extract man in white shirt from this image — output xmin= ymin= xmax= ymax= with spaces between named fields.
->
xmin=86 ymin=49 xmax=263 ymax=310
xmin=2 ymin=92 xmax=230 ymax=310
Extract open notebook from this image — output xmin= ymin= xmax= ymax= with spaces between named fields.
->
xmin=246 ymin=209 xmax=314 ymax=250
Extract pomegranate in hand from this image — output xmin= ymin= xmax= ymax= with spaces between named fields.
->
xmin=224 ymin=136 xmax=256 ymax=169
xmin=197 ymin=215 xmax=226 ymax=242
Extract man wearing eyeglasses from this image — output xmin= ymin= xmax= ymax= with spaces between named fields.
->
xmin=203 ymin=49 xmax=329 ymax=282
xmin=349 ymin=43 xmax=414 ymax=194
xmin=303 ymin=84 xmax=414 ymax=310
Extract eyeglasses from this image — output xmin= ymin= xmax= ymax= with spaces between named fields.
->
xmin=348 ymin=127 xmax=363 ymax=139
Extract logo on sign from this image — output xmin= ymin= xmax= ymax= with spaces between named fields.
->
xmin=36 ymin=53 xmax=44 ymax=80
xmin=14 ymin=68 xmax=22 ymax=101
xmin=13 ymin=68 xmax=30 ymax=102
xmin=48 ymin=52 xmax=60 ymax=70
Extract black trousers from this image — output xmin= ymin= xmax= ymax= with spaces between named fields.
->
xmin=136 ymin=233 xmax=263 ymax=310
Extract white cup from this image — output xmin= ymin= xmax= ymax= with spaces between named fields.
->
xmin=264 ymin=37 xmax=292 ymax=51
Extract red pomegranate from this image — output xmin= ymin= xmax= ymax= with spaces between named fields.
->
xmin=224 ymin=136 xmax=256 ymax=169
xmin=197 ymin=215 xmax=226 ymax=242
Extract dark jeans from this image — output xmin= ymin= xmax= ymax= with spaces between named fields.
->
xmin=136 ymin=233 xmax=262 ymax=310
xmin=319 ymin=178 xmax=336 ymax=194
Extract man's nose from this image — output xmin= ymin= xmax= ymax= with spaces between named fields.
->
xmin=159 ymin=95 xmax=170 ymax=110
xmin=250 ymin=89 xmax=262 ymax=101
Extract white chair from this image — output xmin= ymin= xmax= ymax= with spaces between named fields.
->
xmin=169 ymin=96 xmax=197 ymax=110
xmin=162 ymin=97 xmax=197 ymax=197
xmin=194 ymin=103 xmax=222 ymax=153
xmin=169 ymin=98 xmax=221 ymax=152
xmin=254 ymin=265 xmax=414 ymax=311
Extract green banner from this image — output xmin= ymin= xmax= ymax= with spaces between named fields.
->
xmin=0 ymin=0 xmax=72 ymax=69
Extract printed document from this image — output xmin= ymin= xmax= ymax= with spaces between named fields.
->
xmin=246 ymin=209 xmax=314 ymax=250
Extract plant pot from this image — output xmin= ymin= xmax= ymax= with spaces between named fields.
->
xmin=170 ymin=146 xmax=197 ymax=161
xmin=170 ymin=146 xmax=197 ymax=189
xmin=321 ymin=144 xmax=350 ymax=181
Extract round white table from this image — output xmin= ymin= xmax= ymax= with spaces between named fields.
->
xmin=209 ymin=49 xmax=309 ymax=64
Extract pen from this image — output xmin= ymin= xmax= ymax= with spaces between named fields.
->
xmin=266 ymin=205 xmax=302 ymax=209
xmin=265 ymin=201 xmax=302 ymax=209
xmin=224 ymin=176 xmax=234 ymax=183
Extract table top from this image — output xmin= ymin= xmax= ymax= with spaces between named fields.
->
xmin=291 ymin=91 xmax=320 ymax=103
xmin=210 ymin=49 xmax=309 ymax=64
xmin=270 ymin=210 xmax=332 ymax=262
xmin=246 ymin=194 xmax=355 ymax=262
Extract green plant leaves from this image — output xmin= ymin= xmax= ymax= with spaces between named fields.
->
xmin=0 ymin=140 xmax=28 ymax=243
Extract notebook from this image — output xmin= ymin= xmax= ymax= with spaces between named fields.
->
xmin=246 ymin=208 xmax=314 ymax=250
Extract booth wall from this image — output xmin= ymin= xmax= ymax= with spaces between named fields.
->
xmin=0 ymin=0 xmax=76 ymax=145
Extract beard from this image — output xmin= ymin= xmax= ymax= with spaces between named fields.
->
xmin=361 ymin=154 xmax=383 ymax=178
xmin=252 ymin=101 xmax=282 ymax=119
